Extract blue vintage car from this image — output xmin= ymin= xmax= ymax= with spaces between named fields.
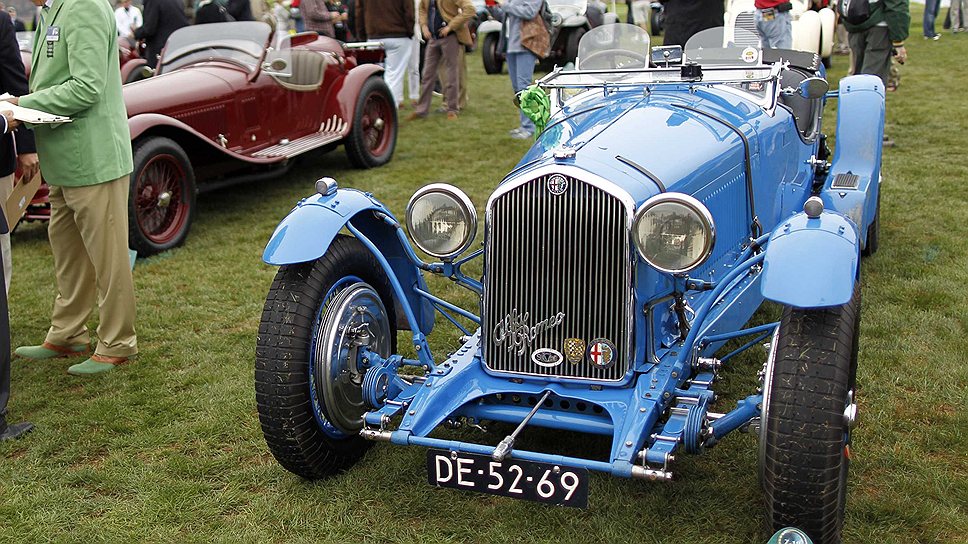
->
xmin=256 ymin=25 xmax=883 ymax=544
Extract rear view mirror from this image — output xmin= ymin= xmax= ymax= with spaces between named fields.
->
xmin=798 ymin=77 xmax=829 ymax=99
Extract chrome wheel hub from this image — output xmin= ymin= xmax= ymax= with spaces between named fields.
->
xmin=157 ymin=191 xmax=172 ymax=208
xmin=313 ymin=282 xmax=391 ymax=434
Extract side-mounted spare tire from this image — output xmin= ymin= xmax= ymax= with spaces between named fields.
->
xmin=344 ymin=76 xmax=397 ymax=169
xmin=256 ymin=235 xmax=398 ymax=478
xmin=760 ymin=284 xmax=861 ymax=544
xmin=128 ymin=136 xmax=197 ymax=257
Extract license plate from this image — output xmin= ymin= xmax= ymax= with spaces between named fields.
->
xmin=426 ymin=449 xmax=589 ymax=508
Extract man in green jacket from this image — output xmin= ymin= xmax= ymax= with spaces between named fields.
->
xmin=11 ymin=0 xmax=138 ymax=375
xmin=843 ymin=0 xmax=909 ymax=86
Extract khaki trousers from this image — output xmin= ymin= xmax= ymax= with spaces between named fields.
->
xmin=0 ymin=174 xmax=13 ymax=295
xmin=45 ymin=176 xmax=137 ymax=358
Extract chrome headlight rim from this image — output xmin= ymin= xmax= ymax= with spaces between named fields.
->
xmin=405 ymin=183 xmax=478 ymax=260
xmin=632 ymin=192 xmax=716 ymax=275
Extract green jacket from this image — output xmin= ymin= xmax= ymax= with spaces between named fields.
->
xmin=20 ymin=0 xmax=132 ymax=186
xmin=843 ymin=0 xmax=910 ymax=45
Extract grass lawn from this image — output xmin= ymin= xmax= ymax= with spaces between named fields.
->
xmin=2 ymin=8 xmax=966 ymax=544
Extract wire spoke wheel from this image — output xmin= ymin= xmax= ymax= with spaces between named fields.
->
xmin=135 ymin=154 xmax=186 ymax=243
xmin=345 ymin=76 xmax=397 ymax=168
xmin=128 ymin=137 xmax=196 ymax=256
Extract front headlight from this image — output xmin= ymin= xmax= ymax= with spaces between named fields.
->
xmin=632 ymin=193 xmax=715 ymax=274
xmin=406 ymin=183 xmax=478 ymax=259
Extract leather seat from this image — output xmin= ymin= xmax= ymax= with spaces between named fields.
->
xmin=270 ymin=49 xmax=330 ymax=92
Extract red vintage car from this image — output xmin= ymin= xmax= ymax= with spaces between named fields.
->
xmin=20 ymin=22 xmax=397 ymax=257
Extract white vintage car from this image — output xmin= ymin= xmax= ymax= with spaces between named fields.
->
xmin=726 ymin=0 xmax=836 ymax=66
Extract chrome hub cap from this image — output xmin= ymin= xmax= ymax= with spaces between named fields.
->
xmin=313 ymin=282 xmax=391 ymax=434
xmin=157 ymin=191 xmax=172 ymax=208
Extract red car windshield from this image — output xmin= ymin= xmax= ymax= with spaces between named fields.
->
xmin=159 ymin=22 xmax=272 ymax=75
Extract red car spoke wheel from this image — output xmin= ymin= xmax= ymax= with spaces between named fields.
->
xmin=360 ymin=91 xmax=393 ymax=158
xmin=136 ymin=154 xmax=188 ymax=243
xmin=128 ymin=137 xmax=197 ymax=256
xmin=345 ymin=76 xmax=397 ymax=169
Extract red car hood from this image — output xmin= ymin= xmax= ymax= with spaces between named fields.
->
xmin=124 ymin=66 xmax=245 ymax=118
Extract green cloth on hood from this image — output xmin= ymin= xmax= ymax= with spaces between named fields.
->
xmin=518 ymin=84 xmax=551 ymax=139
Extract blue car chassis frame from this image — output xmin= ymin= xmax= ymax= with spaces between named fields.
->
xmin=347 ymin=215 xmax=776 ymax=481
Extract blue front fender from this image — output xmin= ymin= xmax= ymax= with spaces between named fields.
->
xmin=760 ymin=211 xmax=859 ymax=308
xmin=263 ymin=188 xmax=435 ymax=333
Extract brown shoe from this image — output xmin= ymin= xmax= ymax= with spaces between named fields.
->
xmin=91 ymin=353 xmax=130 ymax=365
xmin=446 ymin=111 xmax=458 ymax=121
xmin=405 ymin=112 xmax=426 ymax=121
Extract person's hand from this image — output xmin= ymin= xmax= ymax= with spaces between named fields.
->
xmin=439 ymin=25 xmax=450 ymax=37
xmin=7 ymin=96 xmax=18 ymax=106
xmin=893 ymin=45 xmax=907 ymax=65
xmin=1 ymin=110 xmax=16 ymax=132
xmin=422 ymin=27 xmax=432 ymax=40
xmin=17 ymin=153 xmax=39 ymax=182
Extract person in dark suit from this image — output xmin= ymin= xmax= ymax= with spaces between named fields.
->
xmin=658 ymin=0 xmax=724 ymax=47
xmin=227 ymin=0 xmax=254 ymax=20
xmin=134 ymin=0 xmax=190 ymax=65
xmin=7 ymin=7 xmax=25 ymax=31
xmin=0 ymin=14 xmax=35 ymax=441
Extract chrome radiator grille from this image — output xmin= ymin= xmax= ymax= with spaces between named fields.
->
xmin=482 ymin=174 xmax=632 ymax=381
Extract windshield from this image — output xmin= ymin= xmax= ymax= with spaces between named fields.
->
xmin=684 ymin=27 xmax=762 ymax=66
xmin=576 ymin=23 xmax=650 ymax=70
xmin=159 ymin=22 xmax=273 ymax=74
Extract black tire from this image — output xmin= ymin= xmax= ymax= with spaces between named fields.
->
xmin=563 ymin=27 xmax=586 ymax=66
xmin=862 ymin=192 xmax=880 ymax=257
xmin=761 ymin=285 xmax=860 ymax=544
xmin=482 ymin=33 xmax=503 ymax=74
xmin=128 ymin=137 xmax=197 ymax=257
xmin=650 ymin=8 xmax=663 ymax=36
xmin=344 ymin=76 xmax=397 ymax=169
xmin=256 ymin=235 xmax=398 ymax=479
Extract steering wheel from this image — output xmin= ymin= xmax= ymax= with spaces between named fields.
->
xmin=579 ymin=48 xmax=649 ymax=70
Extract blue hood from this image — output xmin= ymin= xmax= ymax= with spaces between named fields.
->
xmin=512 ymin=86 xmax=764 ymax=205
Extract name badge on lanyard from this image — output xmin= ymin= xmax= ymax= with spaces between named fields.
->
xmin=46 ymin=26 xmax=59 ymax=58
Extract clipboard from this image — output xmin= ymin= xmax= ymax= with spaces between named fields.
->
xmin=3 ymin=172 xmax=42 ymax=229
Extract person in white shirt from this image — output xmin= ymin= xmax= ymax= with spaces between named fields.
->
xmin=115 ymin=0 xmax=143 ymax=39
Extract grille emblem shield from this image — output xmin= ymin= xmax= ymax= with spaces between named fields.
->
xmin=563 ymin=338 xmax=585 ymax=364
xmin=547 ymin=174 xmax=568 ymax=195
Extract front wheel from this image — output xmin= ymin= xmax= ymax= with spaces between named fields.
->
xmin=344 ymin=76 xmax=397 ymax=169
xmin=128 ymin=137 xmax=196 ymax=257
xmin=760 ymin=285 xmax=860 ymax=544
xmin=256 ymin=235 xmax=398 ymax=479
xmin=481 ymin=33 xmax=503 ymax=74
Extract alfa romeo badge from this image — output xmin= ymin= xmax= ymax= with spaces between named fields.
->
xmin=586 ymin=338 xmax=615 ymax=369
xmin=547 ymin=174 xmax=568 ymax=195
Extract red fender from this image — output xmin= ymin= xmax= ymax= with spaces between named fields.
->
xmin=334 ymin=63 xmax=385 ymax=136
